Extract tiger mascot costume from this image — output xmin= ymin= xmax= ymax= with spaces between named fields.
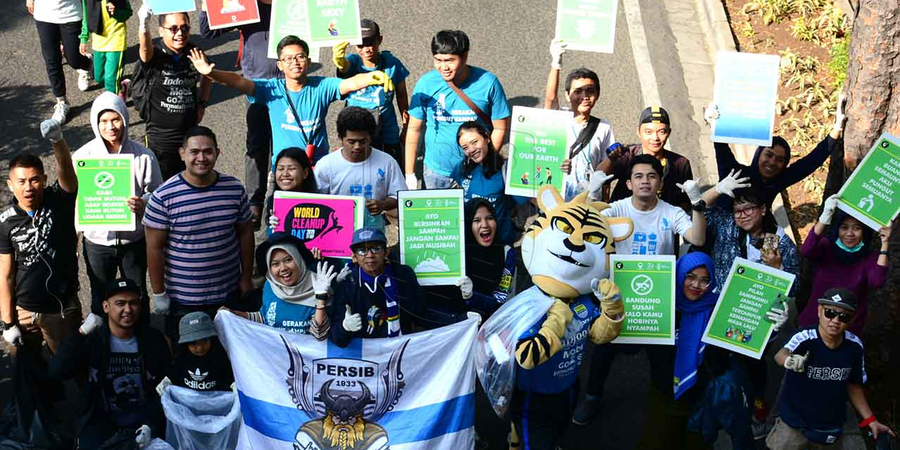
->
xmin=510 ymin=185 xmax=633 ymax=449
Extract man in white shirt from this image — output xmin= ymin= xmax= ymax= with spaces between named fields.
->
xmin=315 ymin=107 xmax=405 ymax=230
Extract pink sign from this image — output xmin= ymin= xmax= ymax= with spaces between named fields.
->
xmin=205 ymin=0 xmax=261 ymax=30
xmin=273 ymin=195 xmax=360 ymax=258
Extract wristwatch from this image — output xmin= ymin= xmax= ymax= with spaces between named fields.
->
xmin=691 ymin=200 xmax=707 ymax=212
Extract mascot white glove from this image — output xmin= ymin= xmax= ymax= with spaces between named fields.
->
xmin=343 ymin=305 xmax=362 ymax=332
xmin=456 ymin=276 xmax=474 ymax=300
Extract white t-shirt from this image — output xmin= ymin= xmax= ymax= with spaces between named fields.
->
xmin=602 ymin=197 xmax=692 ymax=256
xmin=314 ymin=148 xmax=406 ymax=229
xmin=34 ymin=0 xmax=82 ymax=24
xmin=563 ymin=117 xmax=614 ymax=201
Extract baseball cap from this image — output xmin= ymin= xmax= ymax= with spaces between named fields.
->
xmin=351 ymin=227 xmax=387 ymax=248
xmin=178 ymin=312 xmax=217 ymax=344
xmin=639 ymin=106 xmax=670 ymax=126
xmin=105 ymin=278 xmax=141 ymax=299
xmin=817 ymin=288 xmax=858 ymax=312
xmin=360 ymin=19 xmax=381 ymax=45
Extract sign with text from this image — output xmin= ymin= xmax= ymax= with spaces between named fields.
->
xmin=267 ymin=0 xmax=321 ymax=62
xmin=710 ymin=51 xmax=780 ymax=147
xmin=701 ymin=258 xmax=795 ymax=359
xmin=505 ymin=106 xmax=571 ymax=198
xmin=554 ymin=0 xmax=618 ymax=54
xmin=610 ymin=255 xmax=676 ymax=345
xmin=398 ymin=189 xmax=465 ymax=286
xmin=74 ymin=155 xmax=135 ymax=232
xmin=146 ymin=0 xmax=195 ymax=14
xmin=836 ymin=133 xmax=900 ymax=230
xmin=273 ymin=191 xmax=364 ymax=258
xmin=205 ymin=0 xmax=261 ymax=30
xmin=305 ymin=0 xmax=362 ymax=48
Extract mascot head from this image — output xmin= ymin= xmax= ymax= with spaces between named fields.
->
xmin=521 ymin=186 xmax=633 ymax=299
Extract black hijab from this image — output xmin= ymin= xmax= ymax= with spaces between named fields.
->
xmin=828 ymin=211 xmax=874 ymax=266
xmin=464 ymin=198 xmax=506 ymax=295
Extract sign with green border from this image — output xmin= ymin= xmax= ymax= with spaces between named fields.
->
xmin=398 ymin=189 xmax=465 ymax=286
xmin=304 ymin=0 xmax=361 ymax=48
xmin=610 ymin=255 xmax=675 ymax=345
xmin=74 ymin=155 xmax=135 ymax=232
xmin=554 ymin=0 xmax=618 ymax=54
xmin=267 ymin=0 xmax=321 ymax=61
xmin=836 ymin=133 xmax=900 ymax=230
xmin=505 ymin=106 xmax=571 ymax=198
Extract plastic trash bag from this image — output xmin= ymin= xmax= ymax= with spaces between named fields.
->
xmin=474 ymin=288 xmax=554 ymax=417
xmin=161 ymin=387 xmax=241 ymax=450
xmin=144 ymin=439 xmax=175 ymax=450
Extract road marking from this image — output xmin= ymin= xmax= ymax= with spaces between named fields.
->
xmin=622 ymin=0 xmax=662 ymax=107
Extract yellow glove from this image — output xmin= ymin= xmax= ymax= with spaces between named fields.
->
xmin=515 ymin=299 xmax=573 ymax=369
xmin=332 ymin=42 xmax=350 ymax=72
xmin=592 ymin=278 xmax=623 ymax=319
xmin=363 ymin=70 xmax=394 ymax=92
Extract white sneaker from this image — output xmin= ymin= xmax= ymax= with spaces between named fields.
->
xmin=77 ymin=69 xmax=91 ymax=91
xmin=51 ymin=101 xmax=70 ymax=123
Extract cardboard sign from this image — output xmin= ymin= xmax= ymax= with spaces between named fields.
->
xmin=701 ymin=258 xmax=795 ymax=359
xmin=836 ymin=133 xmax=900 ymax=230
xmin=267 ymin=0 xmax=321 ymax=62
xmin=147 ymin=0 xmax=195 ymax=14
xmin=74 ymin=156 xmax=135 ymax=232
xmin=273 ymin=191 xmax=364 ymax=258
xmin=505 ymin=106 xmax=572 ymax=198
xmin=205 ymin=0 xmax=261 ymax=29
xmin=398 ymin=189 xmax=465 ymax=286
xmin=304 ymin=0 xmax=362 ymax=48
xmin=554 ymin=0 xmax=618 ymax=54
xmin=710 ymin=51 xmax=780 ymax=147
xmin=610 ymin=255 xmax=676 ymax=345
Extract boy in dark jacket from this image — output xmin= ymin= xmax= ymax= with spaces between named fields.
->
xmin=79 ymin=0 xmax=132 ymax=95
xmin=47 ymin=278 xmax=170 ymax=449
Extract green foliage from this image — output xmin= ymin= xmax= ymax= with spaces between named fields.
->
xmin=827 ymin=39 xmax=850 ymax=88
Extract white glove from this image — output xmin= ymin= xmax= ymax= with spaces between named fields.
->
xmin=715 ymin=169 xmax=751 ymax=198
xmin=342 ymin=305 xmax=362 ymax=332
xmin=766 ymin=301 xmax=789 ymax=331
xmin=312 ymin=261 xmax=336 ymax=295
xmin=405 ymin=173 xmax=418 ymax=190
xmin=550 ymin=39 xmax=567 ymax=69
xmin=676 ymin=178 xmax=703 ymax=205
xmin=41 ymin=119 xmax=63 ymax=143
xmin=268 ymin=214 xmax=279 ymax=230
xmin=819 ymin=194 xmax=840 ymax=225
xmin=466 ymin=311 xmax=482 ymax=326
xmin=3 ymin=325 xmax=23 ymax=346
xmin=155 ymin=376 xmax=172 ymax=396
xmin=456 ymin=276 xmax=474 ymax=300
xmin=336 ymin=263 xmax=352 ymax=283
xmin=79 ymin=313 xmax=103 ymax=335
xmin=151 ymin=291 xmax=170 ymax=315
xmin=833 ymin=93 xmax=846 ymax=131
xmin=134 ymin=424 xmax=152 ymax=448
xmin=784 ymin=351 xmax=810 ymax=373
xmin=138 ymin=4 xmax=152 ymax=32
xmin=587 ymin=170 xmax=614 ymax=201
xmin=704 ymin=102 xmax=719 ymax=124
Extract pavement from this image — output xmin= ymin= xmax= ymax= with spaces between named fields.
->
xmin=0 ymin=0 xmax=828 ymax=449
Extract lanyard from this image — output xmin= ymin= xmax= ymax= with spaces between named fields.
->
xmin=284 ymin=81 xmax=317 ymax=161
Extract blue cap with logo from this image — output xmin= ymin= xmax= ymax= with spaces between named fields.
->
xmin=351 ymin=227 xmax=387 ymax=248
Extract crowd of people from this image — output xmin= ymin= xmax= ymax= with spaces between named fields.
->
xmin=4 ymin=0 xmax=897 ymax=449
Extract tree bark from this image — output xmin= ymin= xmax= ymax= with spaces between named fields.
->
xmin=842 ymin=0 xmax=900 ymax=169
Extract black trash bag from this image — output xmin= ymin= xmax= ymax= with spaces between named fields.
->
xmin=96 ymin=431 xmax=138 ymax=450
xmin=0 ymin=349 xmax=73 ymax=450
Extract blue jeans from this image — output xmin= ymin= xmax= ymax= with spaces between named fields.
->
xmin=423 ymin=165 xmax=454 ymax=189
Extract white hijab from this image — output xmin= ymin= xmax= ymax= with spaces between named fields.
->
xmin=265 ymin=243 xmax=316 ymax=306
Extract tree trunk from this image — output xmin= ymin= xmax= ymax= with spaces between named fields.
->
xmin=842 ymin=0 xmax=900 ymax=169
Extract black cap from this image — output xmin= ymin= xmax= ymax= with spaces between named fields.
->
xmin=639 ymin=106 xmax=670 ymax=126
xmin=817 ymin=288 xmax=858 ymax=312
xmin=105 ymin=278 xmax=141 ymax=299
xmin=360 ymin=19 xmax=380 ymax=45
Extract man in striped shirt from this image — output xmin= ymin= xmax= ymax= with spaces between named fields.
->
xmin=143 ymin=126 xmax=254 ymax=345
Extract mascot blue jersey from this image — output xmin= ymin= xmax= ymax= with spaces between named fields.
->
xmin=515 ymin=287 xmax=601 ymax=394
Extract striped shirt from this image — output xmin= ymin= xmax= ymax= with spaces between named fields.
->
xmin=142 ymin=173 xmax=251 ymax=306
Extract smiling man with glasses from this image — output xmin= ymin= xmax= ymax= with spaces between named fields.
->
xmin=768 ymin=288 xmax=895 ymax=449
xmin=135 ymin=6 xmax=212 ymax=181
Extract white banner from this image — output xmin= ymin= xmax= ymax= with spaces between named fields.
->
xmin=215 ymin=311 xmax=477 ymax=450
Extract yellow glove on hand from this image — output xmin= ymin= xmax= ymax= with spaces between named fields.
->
xmin=592 ymin=278 xmax=624 ymax=320
xmin=332 ymin=42 xmax=350 ymax=72
xmin=364 ymin=70 xmax=394 ymax=92
xmin=515 ymin=299 xmax=573 ymax=369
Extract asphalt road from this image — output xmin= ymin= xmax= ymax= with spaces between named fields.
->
xmin=0 ymin=1 xmax=710 ymax=449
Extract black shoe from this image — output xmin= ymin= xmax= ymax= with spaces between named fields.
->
xmin=571 ymin=394 xmax=599 ymax=426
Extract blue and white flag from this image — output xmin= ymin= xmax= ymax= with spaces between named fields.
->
xmin=214 ymin=311 xmax=477 ymax=450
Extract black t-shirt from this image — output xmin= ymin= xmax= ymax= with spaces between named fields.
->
xmin=610 ymin=145 xmax=694 ymax=212
xmin=0 ymin=182 xmax=78 ymax=312
xmin=169 ymin=339 xmax=234 ymax=392
xmin=143 ymin=41 xmax=200 ymax=131
xmin=779 ymin=326 xmax=866 ymax=429
xmin=104 ymin=335 xmax=148 ymax=427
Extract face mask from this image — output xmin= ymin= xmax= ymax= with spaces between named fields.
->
xmin=836 ymin=239 xmax=864 ymax=253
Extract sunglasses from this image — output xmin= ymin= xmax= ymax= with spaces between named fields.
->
xmin=353 ymin=245 xmax=385 ymax=256
xmin=163 ymin=24 xmax=190 ymax=34
xmin=823 ymin=307 xmax=853 ymax=324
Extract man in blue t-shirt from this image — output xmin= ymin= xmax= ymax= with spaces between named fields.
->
xmin=187 ymin=35 xmax=394 ymax=165
xmin=404 ymin=30 xmax=511 ymax=190
xmin=332 ymin=19 xmax=410 ymax=167
xmin=768 ymin=288 xmax=894 ymax=449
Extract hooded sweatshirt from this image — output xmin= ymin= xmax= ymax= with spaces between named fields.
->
xmin=73 ymin=91 xmax=163 ymax=246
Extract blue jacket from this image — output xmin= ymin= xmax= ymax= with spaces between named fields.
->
xmin=450 ymin=163 xmax=528 ymax=246
xmin=687 ymin=368 xmax=754 ymax=449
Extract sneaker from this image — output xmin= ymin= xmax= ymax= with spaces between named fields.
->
xmin=77 ymin=69 xmax=91 ymax=91
xmin=571 ymin=394 xmax=599 ymax=426
xmin=751 ymin=417 xmax=773 ymax=440
xmin=51 ymin=101 xmax=70 ymax=124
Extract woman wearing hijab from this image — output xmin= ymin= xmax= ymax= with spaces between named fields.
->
xmin=797 ymin=194 xmax=892 ymax=335
xmin=455 ymin=198 xmax=517 ymax=316
xmin=265 ymin=147 xmax=319 ymax=233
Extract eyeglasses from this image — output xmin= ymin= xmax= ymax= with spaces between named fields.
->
xmin=684 ymin=273 xmax=711 ymax=289
xmin=353 ymin=245 xmax=384 ymax=256
xmin=823 ymin=308 xmax=853 ymax=324
xmin=163 ymin=25 xmax=190 ymax=35
xmin=280 ymin=54 xmax=308 ymax=64
xmin=733 ymin=205 xmax=759 ymax=218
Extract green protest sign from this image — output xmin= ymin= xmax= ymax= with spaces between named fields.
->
xmin=701 ymin=258 xmax=795 ymax=359
xmin=610 ymin=255 xmax=676 ymax=345
xmin=398 ymin=189 xmax=465 ymax=286
xmin=304 ymin=0 xmax=361 ymax=47
xmin=554 ymin=0 xmax=618 ymax=54
xmin=505 ymin=106 xmax=572 ymax=198
xmin=267 ymin=0 xmax=321 ymax=62
xmin=74 ymin=155 xmax=135 ymax=232
xmin=836 ymin=133 xmax=900 ymax=230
